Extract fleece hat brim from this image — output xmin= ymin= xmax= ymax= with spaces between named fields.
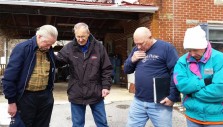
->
xmin=183 ymin=25 xmax=208 ymax=49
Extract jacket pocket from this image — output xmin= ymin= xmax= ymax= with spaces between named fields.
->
xmin=86 ymin=82 xmax=102 ymax=99
xmin=67 ymin=82 xmax=82 ymax=100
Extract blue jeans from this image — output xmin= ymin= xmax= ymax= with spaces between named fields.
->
xmin=126 ymin=97 xmax=173 ymax=127
xmin=71 ymin=100 xmax=108 ymax=127
xmin=187 ymin=119 xmax=223 ymax=127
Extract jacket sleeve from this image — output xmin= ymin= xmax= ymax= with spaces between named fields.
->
xmin=2 ymin=45 xmax=25 ymax=104
xmin=100 ymin=45 xmax=113 ymax=90
xmin=166 ymin=45 xmax=180 ymax=102
xmin=55 ymin=45 xmax=69 ymax=67
xmin=192 ymin=59 xmax=223 ymax=103
xmin=124 ymin=47 xmax=137 ymax=74
xmin=173 ymin=60 xmax=206 ymax=95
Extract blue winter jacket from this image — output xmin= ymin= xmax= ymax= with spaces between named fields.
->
xmin=2 ymin=36 xmax=56 ymax=104
xmin=174 ymin=43 xmax=223 ymax=122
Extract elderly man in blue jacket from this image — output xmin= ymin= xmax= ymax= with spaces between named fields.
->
xmin=2 ymin=25 xmax=58 ymax=127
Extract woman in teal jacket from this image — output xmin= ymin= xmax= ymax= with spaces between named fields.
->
xmin=174 ymin=25 xmax=223 ymax=126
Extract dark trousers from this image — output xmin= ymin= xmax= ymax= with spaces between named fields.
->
xmin=17 ymin=89 xmax=54 ymax=127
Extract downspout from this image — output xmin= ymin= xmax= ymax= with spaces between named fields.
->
xmin=5 ymin=38 xmax=9 ymax=64
xmin=172 ymin=0 xmax=175 ymax=44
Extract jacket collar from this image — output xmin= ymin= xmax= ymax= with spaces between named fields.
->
xmin=31 ymin=36 xmax=39 ymax=51
xmin=186 ymin=42 xmax=212 ymax=78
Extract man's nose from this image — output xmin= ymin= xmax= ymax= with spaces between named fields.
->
xmin=77 ymin=37 xmax=83 ymax=42
xmin=137 ymin=45 xmax=142 ymax=49
xmin=46 ymin=45 xmax=51 ymax=49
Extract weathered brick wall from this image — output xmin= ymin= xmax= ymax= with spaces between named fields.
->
xmin=138 ymin=0 xmax=158 ymax=5
xmin=143 ymin=0 xmax=223 ymax=56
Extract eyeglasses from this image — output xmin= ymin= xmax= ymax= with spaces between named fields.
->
xmin=135 ymin=41 xmax=146 ymax=47
xmin=76 ymin=36 xmax=88 ymax=40
xmin=134 ymin=36 xmax=152 ymax=47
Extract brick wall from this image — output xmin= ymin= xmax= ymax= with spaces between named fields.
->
xmin=104 ymin=0 xmax=223 ymax=64
xmin=144 ymin=0 xmax=223 ymax=56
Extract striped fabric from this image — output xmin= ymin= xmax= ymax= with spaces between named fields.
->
xmin=26 ymin=50 xmax=50 ymax=91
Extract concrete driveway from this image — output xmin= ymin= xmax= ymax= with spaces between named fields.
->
xmin=0 ymin=82 xmax=186 ymax=127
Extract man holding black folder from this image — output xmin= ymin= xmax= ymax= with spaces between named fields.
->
xmin=124 ymin=27 xmax=180 ymax=127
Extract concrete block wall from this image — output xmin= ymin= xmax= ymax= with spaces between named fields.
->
xmin=0 ymin=44 xmax=3 ymax=57
xmin=0 ymin=34 xmax=4 ymax=57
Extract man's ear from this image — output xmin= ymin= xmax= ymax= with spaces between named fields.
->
xmin=36 ymin=34 xmax=41 ymax=39
xmin=36 ymin=35 xmax=42 ymax=46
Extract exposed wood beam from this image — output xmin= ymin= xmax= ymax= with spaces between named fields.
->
xmin=0 ymin=25 xmax=124 ymax=33
xmin=46 ymin=16 xmax=52 ymax=24
xmin=62 ymin=17 xmax=72 ymax=37
xmin=7 ymin=34 xmax=104 ymax=41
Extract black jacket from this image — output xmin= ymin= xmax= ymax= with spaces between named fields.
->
xmin=55 ymin=34 xmax=112 ymax=104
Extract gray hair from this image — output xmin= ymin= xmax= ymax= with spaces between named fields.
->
xmin=36 ymin=25 xmax=58 ymax=39
xmin=73 ymin=22 xmax=90 ymax=34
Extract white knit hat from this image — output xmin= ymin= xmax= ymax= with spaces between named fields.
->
xmin=183 ymin=25 xmax=208 ymax=49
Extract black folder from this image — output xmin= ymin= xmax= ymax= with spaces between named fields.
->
xmin=153 ymin=77 xmax=171 ymax=103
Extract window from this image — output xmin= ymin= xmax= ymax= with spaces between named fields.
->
xmin=200 ymin=23 xmax=223 ymax=52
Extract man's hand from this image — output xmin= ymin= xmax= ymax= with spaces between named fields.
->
xmin=160 ymin=97 xmax=174 ymax=106
xmin=8 ymin=103 xmax=17 ymax=117
xmin=102 ymin=89 xmax=110 ymax=97
xmin=131 ymin=51 xmax=146 ymax=63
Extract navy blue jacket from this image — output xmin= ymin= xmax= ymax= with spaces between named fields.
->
xmin=124 ymin=40 xmax=180 ymax=102
xmin=2 ymin=36 xmax=56 ymax=104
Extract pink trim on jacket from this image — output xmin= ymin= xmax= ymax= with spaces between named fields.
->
xmin=187 ymin=42 xmax=212 ymax=78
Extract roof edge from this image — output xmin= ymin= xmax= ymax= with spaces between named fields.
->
xmin=0 ymin=1 xmax=159 ymax=13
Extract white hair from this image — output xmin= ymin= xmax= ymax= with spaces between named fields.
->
xmin=73 ymin=22 xmax=90 ymax=34
xmin=36 ymin=25 xmax=58 ymax=39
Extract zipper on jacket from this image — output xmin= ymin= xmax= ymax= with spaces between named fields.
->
xmin=18 ymin=52 xmax=36 ymax=101
xmin=19 ymin=50 xmax=56 ymax=101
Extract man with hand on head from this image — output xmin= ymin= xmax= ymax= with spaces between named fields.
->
xmin=174 ymin=25 xmax=223 ymax=127
xmin=2 ymin=25 xmax=58 ymax=127
xmin=124 ymin=27 xmax=180 ymax=127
